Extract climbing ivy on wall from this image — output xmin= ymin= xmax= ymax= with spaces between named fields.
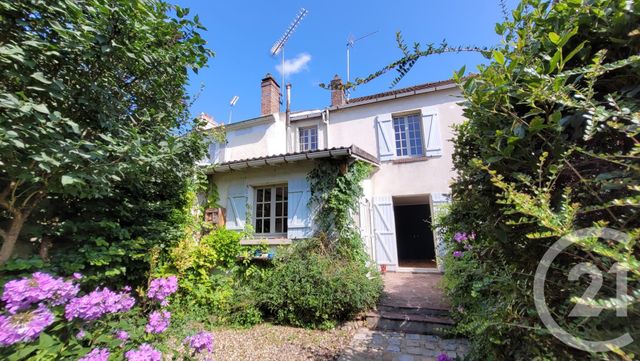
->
xmin=307 ymin=160 xmax=372 ymax=262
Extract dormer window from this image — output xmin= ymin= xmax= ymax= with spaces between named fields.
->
xmin=299 ymin=126 xmax=318 ymax=151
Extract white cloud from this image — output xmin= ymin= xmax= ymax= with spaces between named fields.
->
xmin=276 ymin=53 xmax=311 ymax=76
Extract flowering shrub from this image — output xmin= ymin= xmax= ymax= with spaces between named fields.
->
xmin=147 ymin=276 xmax=178 ymax=306
xmin=184 ymin=331 xmax=214 ymax=355
xmin=450 ymin=231 xmax=474 ymax=258
xmin=0 ymin=272 xmax=215 ymax=360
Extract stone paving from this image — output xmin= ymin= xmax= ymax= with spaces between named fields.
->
xmin=381 ymin=272 xmax=449 ymax=311
xmin=338 ymin=328 xmax=469 ymax=361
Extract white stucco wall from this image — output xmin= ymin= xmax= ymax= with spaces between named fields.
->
xmin=292 ymin=88 xmax=463 ymax=197
xmin=214 ymin=113 xmax=287 ymax=163
xmin=214 ymin=161 xmax=312 ymax=205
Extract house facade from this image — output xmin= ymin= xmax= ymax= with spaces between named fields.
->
xmin=202 ymin=73 xmax=465 ymax=271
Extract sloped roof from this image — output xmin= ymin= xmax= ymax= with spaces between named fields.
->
xmin=205 ymin=145 xmax=379 ymax=173
xmin=347 ymin=78 xmax=458 ymax=104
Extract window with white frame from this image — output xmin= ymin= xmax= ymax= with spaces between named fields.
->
xmin=299 ymin=126 xmax=318 ymax=151
xmin=393 ymin=114 xmax=423 ymax=157
xmin=254 ymin=185 xmax=288 ymax=235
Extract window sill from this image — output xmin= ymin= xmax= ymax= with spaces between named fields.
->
xmin=240 ymin=238 xmax=292 ymax=246
xmin=392 ymin=156 xmax=432 ymax=164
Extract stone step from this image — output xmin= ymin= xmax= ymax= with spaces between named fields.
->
xmin=366 ymin=309 xmax=455 ymax=335
xmin=377 ymin=304 xmax=451 ymax=317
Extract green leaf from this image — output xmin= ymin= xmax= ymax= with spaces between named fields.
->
xmin=31 ymin=72 xmax=52 ymax=84
xmin=548 ymin=32 xmax=560 ymax=45
xmin=61 ymin=175 xmax=81 ymax=186
xmin=493 ymin=50 xmax=505 ymax=65
xmin=564 ymin=40 xmax=586 ymax=65
xmin=549 ymin=50 xmax=561 ymax=73
xmin=38 ymin=332 xmax=55 ymax=348
xmin=32 ymin=103 xmax=50 ymax=114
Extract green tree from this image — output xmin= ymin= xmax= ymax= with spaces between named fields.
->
xmin=0 ymin=0 xmax=212 ymax=265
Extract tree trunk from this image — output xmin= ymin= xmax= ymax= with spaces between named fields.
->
xmin=0 ymin=213 xmax=25 ymax=265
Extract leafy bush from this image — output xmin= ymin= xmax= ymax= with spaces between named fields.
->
xmin=0 ymin=0 xmax=213 ymax=288
xmin=255 ymin=239 xmax=382 ymax=329
xmin=161 ymin=227 xmax=263 ymax=327
xmin=438 ymin=0 xmax=639 ymax=359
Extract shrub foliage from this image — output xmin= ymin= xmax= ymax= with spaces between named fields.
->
xmin=255 ymin=238 xmax=382 ymax=329
xmin=438 ymin=0 xmax=639 ymax=359
xmin=0 ymin=0 xmax=211 ymax=286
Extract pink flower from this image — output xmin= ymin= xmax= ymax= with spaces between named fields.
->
xmin=147 ymin=276 xmax=178 ymax=306
xmin=115 ymin=329 xmax=129 ymax=341
xmin=145 ymin=310 xmax=170 ymax=334
xmin=125 ymin=343 xmax=162 ymax=361
xmin=0 ymin=305 xmax=55 ymax=346
xmin=453 ymin=232 xmax=467 ymax=243
xmin=65 ymin=288 xmax=135 ymax=321
xmin=453 ymin=251 xmax=463 ymax=258
xmin=437 ymin=353 xmax=453 ymax=361
xmin=1 ymin=272 xmax=79 ymax=313
xmin=184 ymin=331 xmax=214 ymax=354
xmin=78 ymin=348 xmax=110 ymax=361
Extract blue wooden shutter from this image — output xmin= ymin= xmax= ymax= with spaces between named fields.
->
xmin=421 ymin=110 xmax=442 ymax=157
xmin=372 ymin=196 xmax=398 ymax=267
xmin=287 ymin=176 xmax=312 ymax=239
xmin=225 ymin=183 xmax=247 ymax=231
xmin=376 ymin=115 xmax=395 ymax=161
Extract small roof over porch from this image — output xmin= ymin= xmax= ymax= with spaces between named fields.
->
xmin=204 ymin=145 xmax=379 ymax=174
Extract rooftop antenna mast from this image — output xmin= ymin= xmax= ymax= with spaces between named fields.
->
xmin=228 ymin=95 xmax=239 ymax=124
xmin=270 ymin=8 xmax=308 ymax=105
xmin=346 ymin=30 xmax=377 ymax=99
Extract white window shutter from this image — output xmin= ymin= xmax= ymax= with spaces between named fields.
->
xmin=225 ymin=183 xmax=247 ymax=231
xmin=430 ymin=192 xmax=451 ymax=271
xmin=376 ymin=115 xmax=395 ymax=161
xmin=287 ymin=176 xmax=312 ymax=239
xmin=372 ymin=196 xmax=398 ymax=267
xmin=421 ymin=110 xmax=443 ymax=157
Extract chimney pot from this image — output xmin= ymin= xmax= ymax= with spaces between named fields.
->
xmin=261 ymin=73 xmax=280 ymax=115
xmin=330 ymin=74 xmax=345 ymax=107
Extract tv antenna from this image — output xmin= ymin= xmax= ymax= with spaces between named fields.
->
xmin=228 ymin=95 xmax=239 ymax=123
xmin=270 ymin=8 xmax=308 ymax=103
xmin=346 ymin=31 xmax=377 ymax=98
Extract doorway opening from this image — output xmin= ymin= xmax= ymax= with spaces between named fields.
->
xmin=393 ymin=196 xmax=436 ymax=269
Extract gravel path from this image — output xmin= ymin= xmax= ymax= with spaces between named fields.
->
xmin=208 ymin=323 xmax=357 ymax=361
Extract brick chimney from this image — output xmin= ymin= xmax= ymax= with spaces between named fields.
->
xmin=261 ymin=73 xmax=280 ymax=115
xmin=330 ymin=74 xmax=345 ymax=107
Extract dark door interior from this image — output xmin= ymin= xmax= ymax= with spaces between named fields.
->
xmin=394 ymin=204 xmax=436 ymax=268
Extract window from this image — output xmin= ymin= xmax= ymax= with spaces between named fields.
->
xmin=393 ymin=114 xmax=423 ymax=157
xmin=254 ymin=185 xmax=288 ymax=235
xmin=299 ymin=126 xmax=318 ymax=151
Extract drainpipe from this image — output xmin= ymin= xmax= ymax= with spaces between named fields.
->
xmin=286 ymin=83 xmax=291 ymax=153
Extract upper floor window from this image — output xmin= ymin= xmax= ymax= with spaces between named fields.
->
xmin=254 ymin=184 xmax=288 ymax=235
xmin=299 ymin=126 xmax=318 ymax=152
xmin=393 ymin=114 xmax=423 ymax=157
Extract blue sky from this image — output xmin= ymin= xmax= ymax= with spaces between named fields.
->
xmin=173 ymin=0 xmax=518 ymax=123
